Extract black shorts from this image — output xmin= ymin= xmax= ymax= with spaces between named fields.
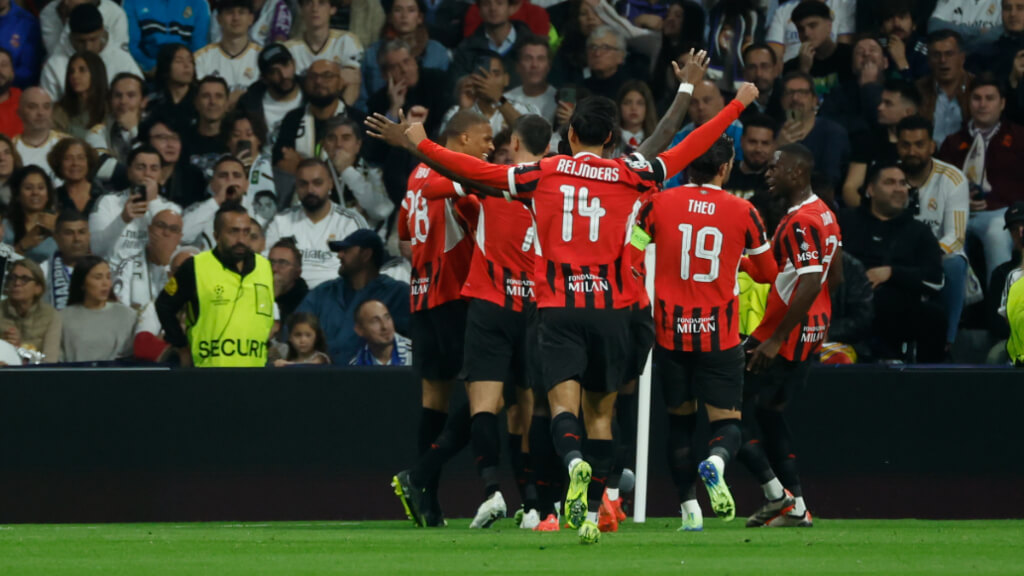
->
xmin=742 ymin=337 xmax=813 ymax=408
xmin=412 ymin=299 xmax=468 ymax=381
xmin=538 ymin=307 xmax=632 ymax=394
xmin=654 ymin=345 xmax=744 ymax=410
xmin=462 ymin=298 xmax=535 ymax=390
xmin=626 ymin=304 xmax=655 ymax=381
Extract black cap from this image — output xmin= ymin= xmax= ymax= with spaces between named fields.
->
xmin=1005 ymin=202 xmax=1024 ymax=229
xmin=258 ymin=43 xmax=293 ymax=75
xmin=69 ymin=4 xmax=104 ymax=34
xmin=328 ymin=229 xmax=385 ymax=268
xmin=791 ymin=1 xmax=832 ymax=24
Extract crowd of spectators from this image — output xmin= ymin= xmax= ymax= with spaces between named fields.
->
xmin=0 ymin=0 xmax=1023 ymax=366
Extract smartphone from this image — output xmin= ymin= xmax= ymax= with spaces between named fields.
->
xmin=559 ymin=87 xmax=577 ymax=105
xmin=236 ymin=140 xmax=252 ymax=156
xmin=131 ymin=184 xmax=146 ymax=203
xmin=475 ymin=55 xmax=492 ymax=75
xmin=787 ymin=108 xmax=806 ymax=123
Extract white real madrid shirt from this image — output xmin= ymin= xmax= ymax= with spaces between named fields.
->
xmin=913 ymin=158 xmax=970 ymax=256
xmin=194 ymin=42 xmax=262 ymax=93
xmin=285 ymin=30 xmax=364 ymax=75
xmin=264 ymin=201 xmax=369 ymax=289
xmin=14 ymin=131 xmax=67 ymax=185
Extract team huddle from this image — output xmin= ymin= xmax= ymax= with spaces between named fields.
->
xmin=365 ymin=50 xmax=841 ymax=545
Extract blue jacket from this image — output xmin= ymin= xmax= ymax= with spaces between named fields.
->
xmin=0 ymin=4 xmax=41 ymax=88
xmin=665 ymin=120 xmax=745 ymax=188
xmin=123 ymin=0 xmax=211 ymax=73
xmin=295 ymin=274 xmax=411 ymax=365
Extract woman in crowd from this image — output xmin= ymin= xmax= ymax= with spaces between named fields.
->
xmin=0 ymin=259 xmax=61 ymax=364
xmin=60 ymin=255 xmax=137 ymax=362
xmin=53 ymin=52 xmax=109 ymax=139
xmin=363 ymin=0 xmax=450 ymax=98
xmin=220 ymin=109 xmax=277 ymax=206
xmin=1 ymin=166 xmax=59 ymax=263
xmin=145 ymin=44 xmax=198 ymax=122
xmin=48 ymin=138 xmax=102 ymax=216
xmin=0 ymin=135 xmax=24 ymax=209
xmin=616 ymin=80 xmax=658 ymax=154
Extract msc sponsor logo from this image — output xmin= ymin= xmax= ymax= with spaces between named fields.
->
xmin=796 ymin=251 xmax=819 ymax=263
xmin=196 ymin=338 xmax=268 ymax=359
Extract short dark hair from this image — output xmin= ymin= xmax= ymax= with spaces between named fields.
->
xmin=688 ymin=136 xmax=736 ymax=185
xmin=895 ymin=115 xmax=934 ymax=139
xmin=325 ymin=115 xmax=363 ymax=140
xmin=866 ymin=159 xmax=904 ymax=188
xmin=569 ymin=96 xmax=617 ymax=147
xmin=443 ymin=109 xmax=490 ymax=143
xmin=219 ymin=108 xmax=269 ymax=150
xmin=271 ymin=236 xmax=303 ymax=267
xmin=882 ymin=78 xmax=922 ymax=108
xmin=927 ymin=29 xmax=964 ymax=51
xmin=296 ymin=157 xmax=330 ymax=176
xmin=213 ymin=200 xmax=249 ymax=236
xmin=517 ymin=35 xmax=551 ymax=60
xmin=778 ymin=142 xmax=815 ymax=172
xmin=67 ymin=255 xmax=113 ymax=306
xmin=740 ymin=113 xmax=777 ymax=135
xmin=56 ymin=209 xmax=89 ymax=229
xmin=196 ymin=75 xmax=230 ymax=96
xmin=742 ymin=42 xmax=777 ymax=65
xmin=127 ymin=144 xmax=162 ymax=167
xmin=879 ymin=0 xmax=914 ymax=21
xmin=109 ymin=72 xmax=145 ymax=97
xmin=791 ymin=0 xmax=832 ymax=24
xmin=513 ymin=114 xmax=552 ymax=156
xmin=970 ymin=74 xmax=1004 ymax=98
xmin=138 ymin=112 xmax=186 ymax=147
xmin=782 ymin=70 xmax=815 ymax=92
xmin=213 ymin=154 xmax=245 ymax=173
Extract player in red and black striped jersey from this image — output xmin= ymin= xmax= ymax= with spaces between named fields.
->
xmin=393 ymin=110 xmax=492 ymax=528
xmin=405 ymin=82 xmax=760 ymax=543
xmin=631 ymin=135 xmax=775 ymax=530
xmin=738 ymin=143 xmax=843 ymax=529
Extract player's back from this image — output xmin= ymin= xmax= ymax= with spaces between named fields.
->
xmin=753 ymin=194 xmax=841 ymax=360
xmin=523 ymin=153 xmax=660 ymax=309
xmin=461 ymin=195 xmax=536 ymax=311
xmin=399 ymin=164 xmax=474 ymax=312
xmin=639 ymin=184 xmax=769 ymax=351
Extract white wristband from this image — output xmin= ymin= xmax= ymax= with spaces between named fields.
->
xmin=678 ymin=82 xmax=694 ymax=95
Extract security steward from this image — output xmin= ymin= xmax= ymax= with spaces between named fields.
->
xmin=156 ymin=201 xmax=275 ymax=367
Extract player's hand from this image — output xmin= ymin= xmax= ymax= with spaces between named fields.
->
xmin=407 ymin=105 xmax=429 ymax=124
xmin=865 ymin=266 xmax=892 ymax=289
xmin=404 ymin=122 xmax=428 ymax=147
xmin=798 ymin=42 xmax=816 ymax=73
xmin=887 ymin=35 xmax=909 ymax=70
xmin=365 ymin=111 xmax=413 ymax=149
xmin=735 ymin=82 xmax=759 ymax=108
xmin=746 ymin=337 xmax=782 ymax=373
xmin=673 ymin=48 xmax=710 ymax=86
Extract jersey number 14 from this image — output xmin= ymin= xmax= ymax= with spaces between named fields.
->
xmin=561 ymin=185 xmax=606 ymax=242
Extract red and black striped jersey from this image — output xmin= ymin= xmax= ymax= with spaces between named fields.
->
xmin=416 ymin=178 xmax=537 ymax=312
xmin=633 ymin=184 xmax=770 ymax=352
xmin=414 ymin=99 xmax=748 ymax=310
xmin=397 ymin=163 xmax=474 ymax=312
xmin=752 ymin=194 xmax=842 ymax=361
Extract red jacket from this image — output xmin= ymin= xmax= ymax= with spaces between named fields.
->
xmin=0 ymin=88 xmax=22 ymax=138
xmin=937 ymin=121 xmax=1024 ymax=210
xmin=462 ymin=0 xmax=550 ymax=39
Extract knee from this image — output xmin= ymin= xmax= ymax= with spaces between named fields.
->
xmin=584 ymin=414 xmax=614 ymax=439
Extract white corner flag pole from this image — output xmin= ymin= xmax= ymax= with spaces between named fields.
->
xmin=633 ymin=245 xmax=656 ymax=523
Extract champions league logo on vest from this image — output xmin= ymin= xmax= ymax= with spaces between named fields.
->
xmin=211 ymin=284 xmax=232 ymax=305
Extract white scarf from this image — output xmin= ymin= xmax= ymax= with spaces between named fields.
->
xmin=964 ymin=121 xmax=998 ymax=195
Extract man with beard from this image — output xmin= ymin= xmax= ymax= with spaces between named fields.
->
xmin=740 ymin=43 xmax=784 ymax=125
xmin=156 ymin=201 xmax=275 ymax=367
xmin=265 ymin=158 xmax=369 ymax=288
xmin=274 ymin=59 xmax=363 ymax=174
xmin=295 ymin=227 xmax=410 ymax=364
xmin=729 ymin=114 xmax=776 ymax=200
xmin=268 ymin=237 xmax=307 ymax=324
xmin=239 ymin=43 xmax=304 ymax=153
xmin=0 ymin=48 xmax=22 ymax=136
xmin=41 ymin=211 xmax=91 ymax=311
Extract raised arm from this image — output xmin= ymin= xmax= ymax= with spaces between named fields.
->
xmin=657 ymin=83 xmax=758 ymax=180
xmin=637 ymin=50 xmax=709 ymax=159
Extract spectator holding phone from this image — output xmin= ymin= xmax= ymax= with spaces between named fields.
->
xmin=221 ymin=109 xmax=276 ymax=211
xmin=775 ymin=70 xmax=850 ymax=189
xmin=439 ymin=53 xmax=537 ymax=137
xmin=2 ymin=166 xmax=58 ymax=263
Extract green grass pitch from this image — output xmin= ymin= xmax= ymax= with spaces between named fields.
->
xmin=2 ymin=518 xmax=1023 ymax=575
